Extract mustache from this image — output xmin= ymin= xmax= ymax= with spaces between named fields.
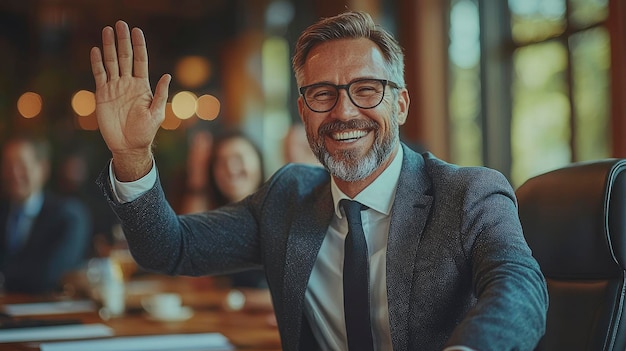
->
xmin=317 ymin=119 xmax=378 ymax=136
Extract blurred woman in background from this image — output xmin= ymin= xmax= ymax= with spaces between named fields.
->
xmin=206 ymin=130 xmax=267 ymax=289
xmin=208 ymin=130 xmax=264 ymax=209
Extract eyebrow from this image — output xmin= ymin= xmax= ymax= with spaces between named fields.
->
xmin=303 ymin=76 xmax=382 ymax=86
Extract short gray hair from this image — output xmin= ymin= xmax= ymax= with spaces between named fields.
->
xmin=292 ymin=11 xmax=405 ymax=88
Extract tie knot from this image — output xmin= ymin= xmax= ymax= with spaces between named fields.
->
xmin=341 ymin=199 xmax=366 ymax=224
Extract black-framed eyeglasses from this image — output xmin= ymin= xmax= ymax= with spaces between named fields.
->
xmin=299 ymin=78 xmax=400 ymax=113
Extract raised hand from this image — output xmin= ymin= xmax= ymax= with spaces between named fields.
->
xmin=90 ymin=20 xmax=171 ymax=181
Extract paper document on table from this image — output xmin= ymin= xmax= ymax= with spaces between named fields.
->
xmin=40 ymin=332 xmax=234 ymax=351
xmin=3 ymin=300 xmax=96 ymax=316
xmin=0 ymin=323 xmax=113 ymax=343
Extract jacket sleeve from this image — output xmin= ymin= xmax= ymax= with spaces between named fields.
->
xmin=95 ymin=163 xmax=267 ymax=277
xmin=444 ymin=167 xmax=548 ymax=351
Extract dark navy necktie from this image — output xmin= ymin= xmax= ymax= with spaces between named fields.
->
xmin=341 ymin=199 xmax=374 ymax=351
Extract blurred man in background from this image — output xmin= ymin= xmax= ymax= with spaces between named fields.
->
xmin=0 ymin=134 xmax=91 ymax=294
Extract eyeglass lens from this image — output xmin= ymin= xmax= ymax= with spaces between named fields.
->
xmin=303 ymin=79 xmax=387 ymax=113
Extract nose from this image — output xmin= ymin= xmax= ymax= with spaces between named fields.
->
xmin=330 ymin=89 xmax=358 ymax=120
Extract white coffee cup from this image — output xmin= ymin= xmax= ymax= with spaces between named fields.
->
xmin=141 ymin=293 xmax=183 ymax=318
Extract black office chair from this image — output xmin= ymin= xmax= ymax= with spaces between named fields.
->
xmin=516 ymin=158 xmax=626 ymax=351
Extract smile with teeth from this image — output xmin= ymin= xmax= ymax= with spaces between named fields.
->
xmin=331 ymin=129 xmax=368 ymax=141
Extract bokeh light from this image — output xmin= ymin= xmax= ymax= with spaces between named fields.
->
xmin=71 ymin=90 xmax=96 ymax=116
xmin=171 ymin=91 xmax=197 ymax=120
xmin=76 ymin=114 xmax=99 ymax=131
xmin=196 ymin=94 xmax=220 ymax=120
xmin=174 ymin=56 xmax=212 ymax=89
xmin=161 ymin=103 xmax=182 ymax=130
xmin=17 ymin=92 xmax=43 ymax=118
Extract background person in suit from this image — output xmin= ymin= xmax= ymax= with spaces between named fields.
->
xmin=90 ymin=11 xmax=547 ymax=351
xmin=0 ymin=134 xmax=91 ymax=294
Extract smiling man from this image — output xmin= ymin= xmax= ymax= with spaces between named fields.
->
xmin=295 ymin=36 xmax=408 ymax=196
xmin=91 ymin=11 xmax=547 ymax=351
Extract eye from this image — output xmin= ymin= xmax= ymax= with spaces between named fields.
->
xmin=351 ymin=81 xmax=380 ymax=97
xmin=308 ymin=86 xmax=337 ymax=101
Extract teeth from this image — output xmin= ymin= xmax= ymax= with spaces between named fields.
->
xmin=332 ymin=130 xmax=367 ymax=141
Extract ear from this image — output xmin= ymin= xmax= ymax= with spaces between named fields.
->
xmin=396 ymin=89 xmax=410 ymax=126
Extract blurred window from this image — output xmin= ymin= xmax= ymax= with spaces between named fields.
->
xmin=448 ymin=0 xmax=483 ymax=166
xmin=447 ymin=0 xmax=610 ymax=187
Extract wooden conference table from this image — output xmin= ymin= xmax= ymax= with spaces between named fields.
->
xmin=0 ymin=273 xmax=281 ymax=351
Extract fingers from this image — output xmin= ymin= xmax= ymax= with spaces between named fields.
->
xmin=98 ymin=21 xmax=134 ymax=80
xmin=131 ymin=27 xmax=149 ymax=78
xmin=93 ymin=21 xmax=157 ymax=86
xmin=90 ymin=47 xmax=106 ymax=88
xmin=115 ymin=21 xmax=133 ymax=77
xmin=101 ymin=25 xmax=119 ymax=80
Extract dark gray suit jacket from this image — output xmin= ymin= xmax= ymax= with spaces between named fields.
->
xmin=0 ymin=193 xmax=91 ymax=293
xmin=98 ymin=144 xmax=548 ymax=351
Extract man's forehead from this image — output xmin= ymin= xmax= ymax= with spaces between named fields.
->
xmin=302 ymin=38 xmax=387 ymax=82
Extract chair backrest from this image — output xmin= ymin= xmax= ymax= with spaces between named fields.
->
xmin=516 ymin=159 xmax=626 ymax=351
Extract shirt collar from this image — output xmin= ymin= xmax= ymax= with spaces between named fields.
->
xmin=331 ymin=145 xmax=404 ymax=218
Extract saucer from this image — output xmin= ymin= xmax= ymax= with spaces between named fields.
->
xmin=146 ymin=306 xmax=194 ymax=322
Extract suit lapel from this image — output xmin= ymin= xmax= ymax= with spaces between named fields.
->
xmin=386 ymin=146 xmax=433 ymax=350
xmin=282 ymin=185 xmax=333 ymax=350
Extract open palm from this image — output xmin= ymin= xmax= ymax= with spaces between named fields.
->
xmin=90 ymin=21 xmax=170 ymax=156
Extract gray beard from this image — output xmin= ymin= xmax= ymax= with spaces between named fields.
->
xmin=309 ymin=112 xmax=399 ymax=182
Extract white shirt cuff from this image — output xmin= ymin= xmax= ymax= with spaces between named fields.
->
xmin=108 ymin=159 xmax=157 ymax=203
